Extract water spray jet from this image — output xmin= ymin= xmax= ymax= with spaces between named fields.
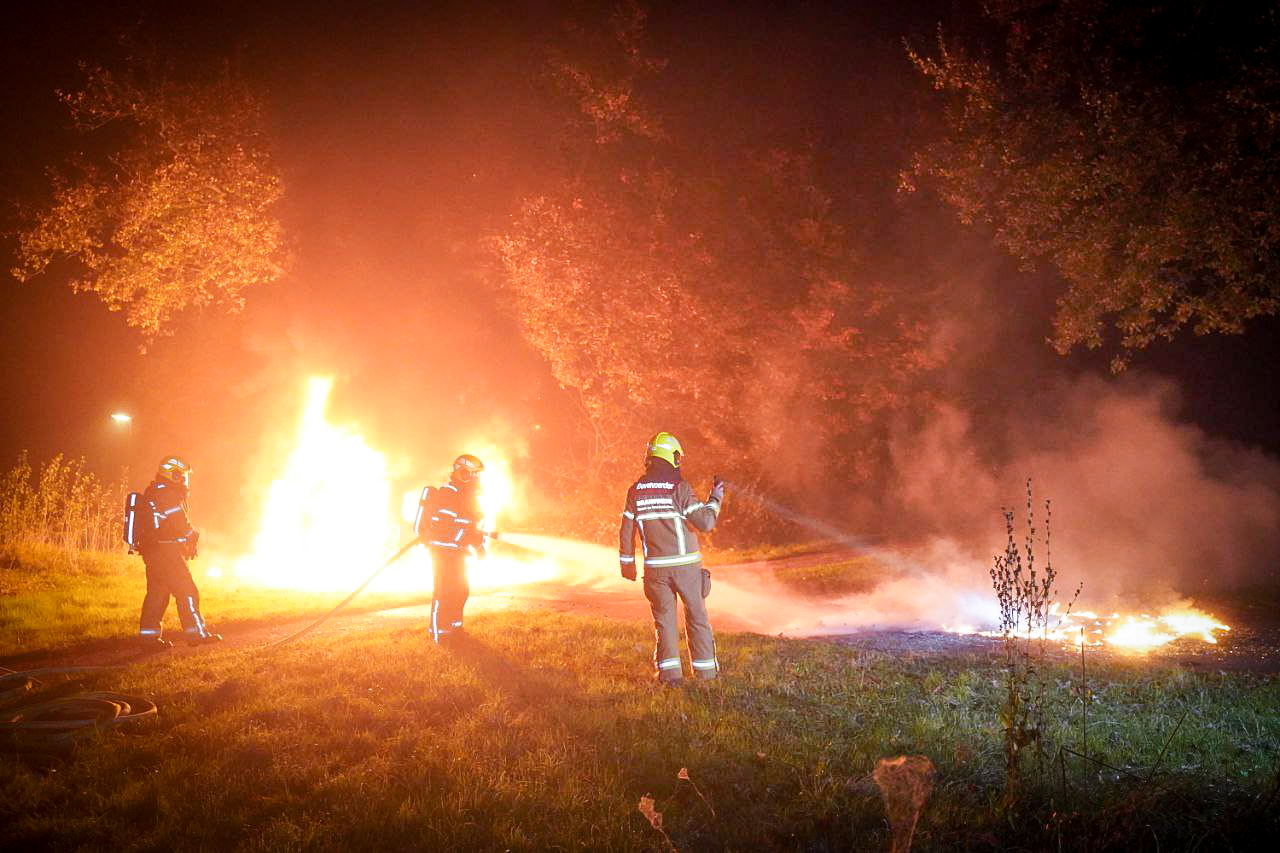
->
xmin=724 ymin=479 xmax=880 ymax=553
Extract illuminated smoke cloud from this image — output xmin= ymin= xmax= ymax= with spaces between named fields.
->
xmin=887 ymin=375 xmax=1280 ymax=599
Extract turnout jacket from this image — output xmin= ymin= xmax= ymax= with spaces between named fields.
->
xmin=619 ymin=461 xmax=721 ymax=571
xmin=417 ymin=482 xmax=485 ymax=551
xmin=139 ymin=479 xmax=198 ymax=553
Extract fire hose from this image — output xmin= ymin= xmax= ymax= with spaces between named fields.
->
xmin=0 ymin=540 xmax=417 ymax=746
xmin=264 ymin=531 xmax=543 ymax=650
xmin=3 ymin=536 xmax=533 ymax=745
xmin=265 ymin=537 xmax=422 ymax=649
xmin=0 ymin=666 xmax=156 ymax=753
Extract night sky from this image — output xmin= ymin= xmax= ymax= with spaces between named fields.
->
xmin=2 ymin=0 xmax=1278 ymax=546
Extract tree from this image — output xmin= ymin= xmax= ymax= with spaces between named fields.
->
xmin=12 ymin=61 xmax=286 ymax=339
xmin=904 ymin=1 xmax=1280 ymax=369
xmin=498 ymin=4 xmax=938 ymax=533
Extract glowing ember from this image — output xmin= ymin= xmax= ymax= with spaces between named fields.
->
xmin=946 ymin=601 xmax=1229 ymax=652
xmin=1159 ymin=608 xmax=1231 ymax=644
xmin=1105 ymin=617 xmax=1176 ymax=650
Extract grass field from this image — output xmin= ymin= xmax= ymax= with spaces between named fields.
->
xmin=0 ymin=541 xmax=872 ymax=655
xmin=703 ymin=542 xmax=889 ymax=596
xmin=767 ymin=556 xmax=888 ymax=597
xmin=3 ymin=547 xmax=1279 ymax=850
xmin=0 ymin=543 xmax=427 ymax=656
xmin=702 ymin=540 xmax=837 ymax=567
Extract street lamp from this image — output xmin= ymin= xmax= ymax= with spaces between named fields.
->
xmin=110 ymin=413 xmax=134 ymax=479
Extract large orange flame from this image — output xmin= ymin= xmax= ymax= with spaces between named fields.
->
xmin=231 ymin=377 xmax=560 ymax=594
xmin=233 ymin=377 xmax=398 ymax=590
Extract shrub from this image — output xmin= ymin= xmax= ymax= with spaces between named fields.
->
xmin=0 ymin=452 xmax=126 ymax=554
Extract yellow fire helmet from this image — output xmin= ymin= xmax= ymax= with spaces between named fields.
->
xmin=157 ymin=455 xmax=192 ymax=487
xmin=646 ymin=431 xmax=684 ymax=468
xmin=451 ymin=453 xmax=485 ymax=485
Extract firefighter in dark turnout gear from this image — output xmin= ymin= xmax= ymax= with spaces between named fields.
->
xmin=416 ymin=454 xmax=487 ymax=644
xmin=137 ymin=456 xmax=221 ymax=649
xmin=619 ymin=432 xmax=725 ymax=683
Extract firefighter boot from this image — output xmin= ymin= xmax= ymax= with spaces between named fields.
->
xmin=186 ymin=631 xmax=223 ymax=646
xmin=139 ymin=636 xmax=173 ymax=652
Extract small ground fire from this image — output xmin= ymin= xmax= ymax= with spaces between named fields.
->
xmin=945 ymin=601 xmax=1230 ymax=652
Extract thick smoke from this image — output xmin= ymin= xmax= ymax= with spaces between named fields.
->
xmin=887 ymin=375 xmax=1280 ymax=601
xmin=498 ymin=534 xmax=999 ymax=635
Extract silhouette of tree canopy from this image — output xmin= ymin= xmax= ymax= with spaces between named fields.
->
xmin=498 ymin=3 xmax=938 ymax=507
xmin=904 ymin=0 xmax=1280 ymax=369
xmin=12 ymin=62 xmax=286 ymax=340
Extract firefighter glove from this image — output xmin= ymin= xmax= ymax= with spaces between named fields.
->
xmin=473 ymin=543 xmax=487 ymax=559
xmin=621 ymin=563 xmax=637 ymax=582
xmin=710 ymin=476 xmax=726 ymax=503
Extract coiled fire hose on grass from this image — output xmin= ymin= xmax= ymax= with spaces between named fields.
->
xmin=0 ymin=666 xmax=156 ymax=752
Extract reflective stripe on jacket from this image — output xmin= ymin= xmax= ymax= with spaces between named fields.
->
xmin=140 ymin=480 xmax=196 ymax=549
xmin=619 ymin=462 xmax=721 ymax=570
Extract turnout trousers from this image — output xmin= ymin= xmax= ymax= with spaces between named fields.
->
xmin=643 ymin=563 xmax=718 ymax=682
xmin=430 ymin=547 xmax=469 ymax=643
xmin=139 ymin=547 xmax=209 ymax=640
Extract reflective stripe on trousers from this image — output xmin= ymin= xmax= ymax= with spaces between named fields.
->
xmin=430 ymin=548 xmax=469 ymax=643
xmin=642 ymin=564 xmax=718 ymax=680
xmin=139 ymin=548 xmax=204 ymax=638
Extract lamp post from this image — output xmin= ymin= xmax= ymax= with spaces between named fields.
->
xmin=110 ymin=412 xmax=133 ymax=481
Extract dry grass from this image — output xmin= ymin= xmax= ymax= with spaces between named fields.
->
xmin=702 ymin=540 xmax=836 ymax=567
xmin=767 ymin=556 xmax=889 ymax=597
xmin=1 ymin=547 xmax=1278 ymax=850
xmin=0 ymin=543 xmax=427 ymax=656
xmin=0 ymin=453 xmax=125 ymax=554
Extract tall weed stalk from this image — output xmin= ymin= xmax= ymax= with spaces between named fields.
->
xmin=990 ymin=478 xmax=1078 ymax=807
xmin=0 ymin=452 xmax=127 ymax=554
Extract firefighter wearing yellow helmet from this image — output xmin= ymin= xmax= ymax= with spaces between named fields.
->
xmin=414 ymin=454 xmax=488 ymax=644
xmin=135 ymin=455 xmax=221 ymax=649
xmin=619 ymin=432 xmax=726 ymax=684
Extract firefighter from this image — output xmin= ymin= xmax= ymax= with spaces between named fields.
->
xmin=137 ymin=455 xmax=221 ymax=649
xmin=619 ymin=432 xmax=726 ymax=684
xmin=416 ymin=454 xmax=487 ymax=644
